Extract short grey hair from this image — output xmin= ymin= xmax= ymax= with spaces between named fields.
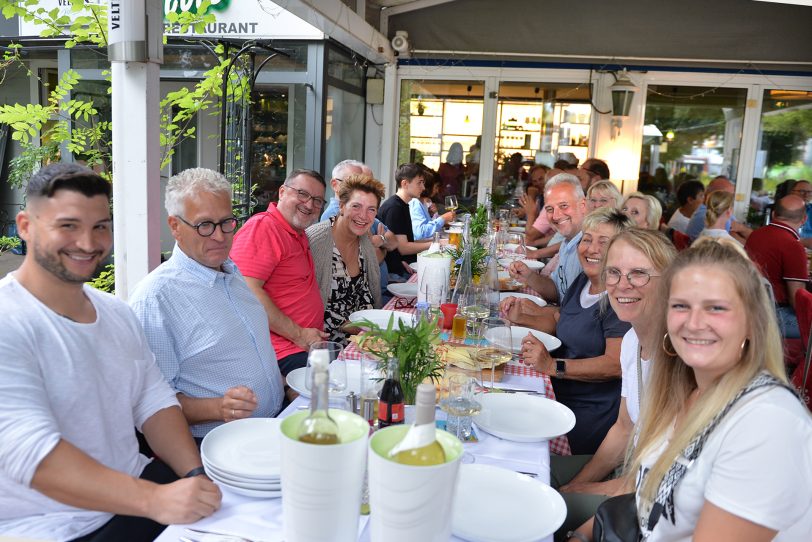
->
xmin=165 ymin=168 xmax=232 ymax=217
xmin=544 ymin=172 xmax=585 ymax=199
xmin=331 ymin=159 xmax=366 ymax=181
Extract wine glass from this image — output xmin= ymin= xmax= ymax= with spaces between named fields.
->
xmin=459 ymin=284 xmax=489 ymax=341
xmin=445 ymin=195 xmax=458 ymax=213
xmin=306 ymin=341 xmax=346 ymax=395
xmin=505 ymin=233 xmax=527 ymax=288
xmin=478 ymin=317 xmax=512 ymax=390
xmin=439 ymin=374 xmax=481 ymax=462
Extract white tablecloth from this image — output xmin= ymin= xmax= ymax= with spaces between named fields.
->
xmin=156 ymin=385 xmax=555 ymax=542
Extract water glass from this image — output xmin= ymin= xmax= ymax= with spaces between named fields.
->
xmin=441 ymin=374 xmax=481 ymax=441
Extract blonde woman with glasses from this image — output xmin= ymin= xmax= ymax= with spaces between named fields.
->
xmin=587 ymin=180 xmax=623 ymax=212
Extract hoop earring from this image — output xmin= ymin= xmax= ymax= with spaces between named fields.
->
xmin=662 ymin=333 xmax=677 ymax=356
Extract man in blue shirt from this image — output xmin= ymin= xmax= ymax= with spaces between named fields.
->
xmin=130 ymin=168 xmax=285 ymax=439
xmin=509 ymin=173 xmax=587 ymax=304
xmin=789 ymin=179 xmax=812 ymax=248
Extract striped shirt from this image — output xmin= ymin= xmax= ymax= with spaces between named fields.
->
xmin=130 ymin=245 xmax=284 ymax=437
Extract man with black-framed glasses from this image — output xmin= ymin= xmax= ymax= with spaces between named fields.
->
xmin=130 ymin=168 xmax=286 ymax=439
xmin=231 ymin=169 xmax=329 ymax=376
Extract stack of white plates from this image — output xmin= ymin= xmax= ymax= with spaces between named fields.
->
xmin=200 ymin=418 xmax=283 ymax=498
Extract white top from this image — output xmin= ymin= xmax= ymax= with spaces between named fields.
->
xmin=697 ymin=228 xmax=738 ymax=243
xmin=578 ymin=281 xmax=604 ymax=309
xmin=0 ymin=275 xmax=179 ymax=541
xmin=636 ymin=387 xmax=812 ymax=541
xmin=619 ymin=328 xmax=650 ymax=424
xmin=666 ymin=209 xmax=690 ymax=233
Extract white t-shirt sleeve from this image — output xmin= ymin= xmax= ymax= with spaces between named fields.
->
xmin=0 ymin=325 xmax=61 ymax=486
xmin=703 ymin=392 xmax=812 ymax=532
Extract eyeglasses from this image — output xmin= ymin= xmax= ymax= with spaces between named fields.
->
xmin=176 ymin=215 xmax=238 ymax=237
xmin=604 ymin=268 xmax=659 ymax=287
xmin=393 ymin=297 xmax=417 ymax=309
xmin=285 ymin=185 xmax=326 ymax=209
xmin=792 ymin=189 xmax=812 ymax=196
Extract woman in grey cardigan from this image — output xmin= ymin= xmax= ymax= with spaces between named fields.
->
xmin=306 ymin=175 xmax=383 ymax=345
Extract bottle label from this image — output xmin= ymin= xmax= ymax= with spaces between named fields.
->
xmin=378 ymin=400 xmax=405 ymax=425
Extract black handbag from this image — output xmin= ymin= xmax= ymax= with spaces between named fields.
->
xmin=592 ymin=492 xmax=640 ymax=542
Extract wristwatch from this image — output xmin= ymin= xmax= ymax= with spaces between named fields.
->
xmin=555 ymin=358 xmax=566 ymax=378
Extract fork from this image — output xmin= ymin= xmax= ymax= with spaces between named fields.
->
xmin=183 ymin=527 xmax=274 ymax=542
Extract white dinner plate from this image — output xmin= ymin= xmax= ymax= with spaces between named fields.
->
xmin=498 ymin=292 xmax=547 ymax=308
xmin=448 ymin=221 xmax=464 ymax=228
xmin=452 ymin=464 xmax=566 ymax=542
xmin=348 ymin=309 xmax=414 ymax=329
xmin=201 ymin=418 xmax=282 ymax=478
xmin=503 ymin=326 xmax=561 ymax=353
xmin=205 ymin=462 xmax=282 ymax=490
xmin=218 ymin=482 xmax=282 ymax=499
xmin=473 ymin=393 xmax=576 ymax=442
xmin=508 ymin=226 xmax=525 ymax=233
xmin=387 ymin=282 xmax=418 ymax=299
xmin=497 ymin=258 xmax=544 ymax=271
xmin=517 ymin=220 xmax=527 ymax=226
xmin=286 ymin=361 xmax=379 ymax=399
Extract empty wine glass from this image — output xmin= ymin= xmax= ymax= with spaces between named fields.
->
xmin=439 ymin=374 xmax=481 ymax=461
xmin=306 ymin=341 xmax=346 ymax=395
xmin=478 ymin=317 xmax=512 ymax=390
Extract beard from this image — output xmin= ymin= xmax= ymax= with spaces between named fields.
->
xmin=32 ymin=242 xmax=107 ymax=284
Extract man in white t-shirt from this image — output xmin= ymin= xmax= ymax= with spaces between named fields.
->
xmin=0 ymin=164 xmax=221 ymax=541
xmin=666 ymin=179 xmax=704 ymax=234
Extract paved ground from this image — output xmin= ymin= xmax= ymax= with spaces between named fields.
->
xmin=0 ymin=251 xmax=24 ymax=277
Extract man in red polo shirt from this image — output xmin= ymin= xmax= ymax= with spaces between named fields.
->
xmin=745 ymin=195 xmax=809 ymax=339
xmin=231 ymin=169 xmax=328 ymax=375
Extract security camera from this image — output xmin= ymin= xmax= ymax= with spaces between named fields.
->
xmin=391 ymin=31 xmax=411 ymax=58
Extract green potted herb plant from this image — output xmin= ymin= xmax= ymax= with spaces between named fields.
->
xmin=353 ymin=315 xmax=444 ymax=404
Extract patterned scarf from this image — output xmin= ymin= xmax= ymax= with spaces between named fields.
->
xmin=639 ymin=371 xmax=796 ymax=539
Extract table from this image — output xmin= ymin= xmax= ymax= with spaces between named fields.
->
xmin=367 ymin=286 xmax=571 ymax=456
xmin=156 ymin=390 xmax=557 ymax=542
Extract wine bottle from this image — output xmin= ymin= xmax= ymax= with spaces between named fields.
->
xmin=389 ymin=383 xmax=446 ymax=466
xmin=298 ymin=358 xmax=340 ymax=444
xmin=378 ymin=358 xmax=405 ymax=428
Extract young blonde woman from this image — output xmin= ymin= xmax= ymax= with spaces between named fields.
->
xmin=622 ymin=192 xmax=662 ymax=230
xmin=556 ymin=229 xmax=676 ymax=539
xmin=569 ymin=239 xmax=812 ymax=541
xmin=697 ymin=190 xmax=738 ymax=243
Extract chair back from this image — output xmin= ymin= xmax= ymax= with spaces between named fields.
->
xmin=792 ymin=288 xmax=812 ymax=409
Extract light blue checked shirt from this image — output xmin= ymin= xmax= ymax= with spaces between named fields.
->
xmin=130 ymin=245 xmax=284 ymax=437
xmin=555 ymin=230 xmax=584 ymax=300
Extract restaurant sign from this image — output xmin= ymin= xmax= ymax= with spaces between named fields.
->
xmin=18 ymin=0 xmax=323 ymax=40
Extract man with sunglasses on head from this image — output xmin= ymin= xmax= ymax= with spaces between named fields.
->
xmin=130 ymin=168 xmax=285 ymax=440
xmin=230 ymin=169 xmax=329 ymax=376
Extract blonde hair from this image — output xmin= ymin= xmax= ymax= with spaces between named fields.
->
xmin=622 ymin=192 xmax=662 ymax=230
xmin=628 ymin=239 xmax=787 ymax=514
xmin=337 ymin=174 xmax=385 ymax=206
xmin=601 ymin=228 xmax=676 ymax=292
xmin=704 ymin=190 xmax=733 ymax=228
xmin=587 ymin=180 xmax=623 ymax=209
xmin=581 ymin=206 xmax=635 ymax=235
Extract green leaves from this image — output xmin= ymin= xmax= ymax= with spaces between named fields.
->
xmin=355 ymin=314 xmax=445 ymax=404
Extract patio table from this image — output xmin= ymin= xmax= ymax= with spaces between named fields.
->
xmin=155 ymin=391 xmax=557 ymax=542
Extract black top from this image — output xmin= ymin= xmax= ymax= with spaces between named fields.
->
xmin=551 ymin=272 xmax=631 ymax=455
xmin=377 ymin=194 xmax=415 ymax=277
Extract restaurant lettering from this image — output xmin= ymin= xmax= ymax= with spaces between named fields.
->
xmin=109 ymin=0 xmax=120 ymax=30
xmin=164 ymin=21 xmax=259 ymax=35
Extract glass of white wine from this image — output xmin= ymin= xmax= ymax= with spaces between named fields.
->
xmin=459 ymin=284 xmax=489 ymax=341
xmin=444 ymin=195 xmax=458 ymax=213
xmin=477 ymin=317 xmax=512 ymax=390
